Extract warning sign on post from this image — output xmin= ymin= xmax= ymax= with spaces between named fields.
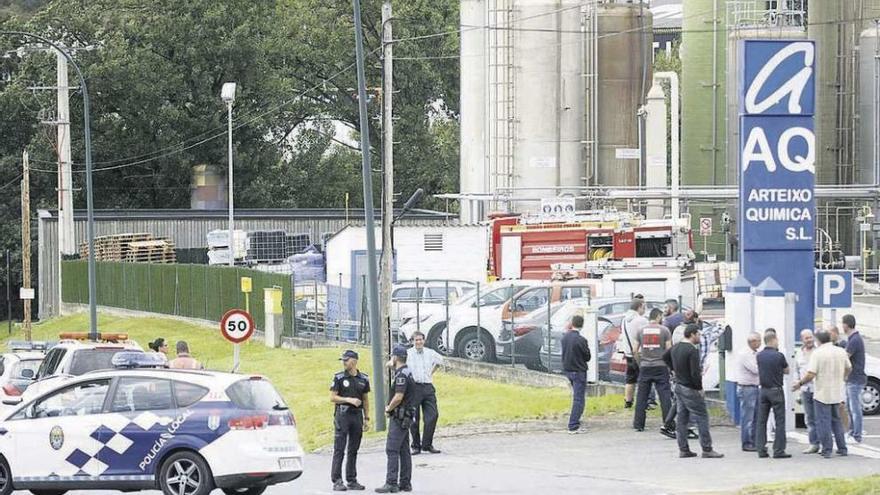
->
xmin=699 ymin=218 xmax=713 ymax=237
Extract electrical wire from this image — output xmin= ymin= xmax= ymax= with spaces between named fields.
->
xmin=0 ymin=173 xmax=23 ymax=191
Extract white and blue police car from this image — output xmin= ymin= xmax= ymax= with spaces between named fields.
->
xmin=0 ymin=353 xmax=303 ymax=495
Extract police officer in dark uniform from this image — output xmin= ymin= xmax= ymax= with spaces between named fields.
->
xmin=330 ymin=350 xmax=371 ymax=491
xmin=376 ymin=345 xmax=416 ymax=493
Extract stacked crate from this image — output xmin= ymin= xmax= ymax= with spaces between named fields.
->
xmin=79 ymin=233 xmax=175 ymax=263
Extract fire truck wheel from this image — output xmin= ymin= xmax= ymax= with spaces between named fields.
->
xmin=455 ymin=328 xmax=496 ymax=362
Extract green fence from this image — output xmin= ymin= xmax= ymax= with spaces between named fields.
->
xmin=61 ymin=261 xmax=292 ymax=335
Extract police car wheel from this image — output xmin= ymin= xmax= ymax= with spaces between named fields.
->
xmin=159 ymin=451 xmax=214 ymax=495
xmin=0 ymin=458 xmax=11 ymax=495
xmin=222 ymin=487 xmax=267 ymax=495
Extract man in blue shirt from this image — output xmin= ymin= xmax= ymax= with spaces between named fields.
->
xmin=842 ymin=314 xmax=866 ymax=443
xmin=755 ymin=330 xmax=791 ymax=458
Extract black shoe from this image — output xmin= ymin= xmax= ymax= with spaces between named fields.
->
xmin=410 ymin=448 xmax=421 ymax=456
xmin=659 ymin=426 xmax=676 ymax=439
xmin=348 ymin=482 xmax=366 ymax=491
xmin=423 ymin=446 xmax=441 ymax=454
xmin=773 ymin=453 xmax=792 ymax=459
xmin=687 ymin=429 xmax=699 ymax=440
xmin=758 ymin=451 xmax=769 ymax=458
xmin=399 ymin=485 xmax=413 ymax=492
xmin=634 ymin=426 xmax=644 ymax=432
xmin=334 ymin=481 xmax=348 ymax=491
xmin=375 ymin=484 xmax=400 ymax=493
xmin=742 ymin=446 xmax=757 ymax=452
xmin=679 ymin=450 xmax=697 ymax=458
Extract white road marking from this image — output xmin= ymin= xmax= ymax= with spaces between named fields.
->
xmin=788 ymin=431 xmax=880 ymax=459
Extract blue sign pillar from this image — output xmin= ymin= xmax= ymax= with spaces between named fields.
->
xmin=738 ymin=40 xmax=817 ymax=334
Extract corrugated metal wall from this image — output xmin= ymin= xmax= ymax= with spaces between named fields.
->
xmin=38 ymin=210 xmax=455 ymax=319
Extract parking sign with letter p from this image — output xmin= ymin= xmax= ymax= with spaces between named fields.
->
xmin=816 ymin=270 xmax=853 ymax=309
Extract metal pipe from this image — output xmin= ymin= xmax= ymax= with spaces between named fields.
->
xmin=711 ymin=0 xmax=719 ymax=185
xmin=351 ymin=0 xmax=386 ymax=431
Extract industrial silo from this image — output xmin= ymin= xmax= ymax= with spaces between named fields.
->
xmin=859 ymin=25 xmax=880 ymax=187
xmin=458 ymin=0 xmax=653 ymax=219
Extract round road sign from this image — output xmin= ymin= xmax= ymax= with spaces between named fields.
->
xmin=220 ymin=309 xmax=255 ymax=344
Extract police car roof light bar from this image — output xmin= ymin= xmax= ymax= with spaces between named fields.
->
xmin=59 ymin=332 xmax=128 ymax=342
xmin=7 ymin=340 xmax=55 ymax=352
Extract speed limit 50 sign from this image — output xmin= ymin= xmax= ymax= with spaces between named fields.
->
xmin=220 ymin=309 xmax=255 ymax=344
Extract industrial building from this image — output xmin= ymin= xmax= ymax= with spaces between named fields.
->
xmin=454 ymin=0 xmax=880 ymax=268
xmin=36 ymin=208 xmax=455 ymax=319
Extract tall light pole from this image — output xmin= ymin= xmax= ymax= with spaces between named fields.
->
xmin=1 ymin=31 xmax=98 ymax=339
xmin=221 ymin=82 xmax=236 ymax=268
xmin=351 ymin=0 xmax=387 ymax=431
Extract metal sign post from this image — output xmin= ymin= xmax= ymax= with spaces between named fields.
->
xmin=221 ymin=308 xmax=254 ymax=373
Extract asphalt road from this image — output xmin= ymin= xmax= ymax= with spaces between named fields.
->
xmin=39 ymin=414 xmax=880 ymax=495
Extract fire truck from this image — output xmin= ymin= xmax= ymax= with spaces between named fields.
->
xmin=489 ymin=209 xmax=695 ymax=281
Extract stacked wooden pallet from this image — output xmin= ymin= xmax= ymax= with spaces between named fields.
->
xmin=79 ymin=233 xmax=176 ymax=263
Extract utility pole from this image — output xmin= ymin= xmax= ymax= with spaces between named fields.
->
xmin=5 ymin=249 xmax=11 ymax=336
xmin=351 ymin=0 xmax=387 ymax=431
xmin=21 ymin=151 xmax=32 ymax=342
xmin=56 ymin=49 xmax=74 ymax=257
xmin=379 ymin=0 xmax=394 ymax=356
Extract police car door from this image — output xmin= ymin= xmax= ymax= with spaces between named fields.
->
xmin=99 ymin=376 xmax=178 ymax=477
xmin=7 ymin=378 xmax=112 ymax=481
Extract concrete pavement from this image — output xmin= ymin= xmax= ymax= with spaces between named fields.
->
xmin=60 ymin=414 xmax=880 ymax=495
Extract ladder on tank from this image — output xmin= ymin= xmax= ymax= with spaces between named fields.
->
xmin=488 ymin=0 xmax=516 ymax=211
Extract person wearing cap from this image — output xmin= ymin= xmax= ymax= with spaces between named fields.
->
xmin=407 ymin=330 xmax=444 ymax=455
xmin=330 ymin=350 xmax=371 ymax=491
xmin=377 ymin=345 xmax=416 ymax=493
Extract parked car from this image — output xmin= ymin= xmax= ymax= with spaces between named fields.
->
xmin=863 ymin=354 xmax=880 ymax=415
xmin=0 ymin=342 xmax=50 ymax=413
xmin=392 ymin=279 xmax=475 ymax=330
xmin=398 ymin=281 xmax=539 ymax=354
xmin=0 ymin=363 xmax=302 ymax=495
xmin=21 ymin=333 xmax=143 ymax=402
xmin=532 ymin=298 xmax=671 ymax=377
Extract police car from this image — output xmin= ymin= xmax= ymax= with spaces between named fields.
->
xmin=22 ymin=333 xmax=144 ymax=402
xmin=0 ymin=342 xmax=49 ymax=412
xmin=0 ymin=355 xmax=303 ymax=495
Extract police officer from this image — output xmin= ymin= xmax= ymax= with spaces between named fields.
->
xmin=330 ymin=350 xmax=370 ymax=491
xmin=376 ymin=345 xmax=416 ymax=493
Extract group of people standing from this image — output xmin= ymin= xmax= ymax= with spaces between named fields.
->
xmin=329 ymin=330 xmax=444 ymax=493
xmin=147 ymin=337 xmax=203 ymax=369
xmin=737 ymin=314 xmax=866 ymax=459
xmin=561 ymin=297 xmax=723 ymax=457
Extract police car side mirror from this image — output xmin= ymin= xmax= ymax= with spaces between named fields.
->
xmin=2 ymin=398 xmax=22 ymax=407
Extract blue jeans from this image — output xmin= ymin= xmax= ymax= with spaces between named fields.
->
xmin=802 ymin=390 xmax=818 ymax=446
xmin=814 ymin=400 xmax=847 ymax=456
xmin=737 ymin=385 xmax=758 ymax=448
xmin=846 ymin=381 xmax=865 ymax=442
xmin=566 ymin=371 xmax=587 ymax=431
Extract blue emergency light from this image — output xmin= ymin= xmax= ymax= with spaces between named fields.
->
xmin=7 ymin=341 xmax=55 ymax=352
xmin=111 ymin=351 xmax=166 ymax=369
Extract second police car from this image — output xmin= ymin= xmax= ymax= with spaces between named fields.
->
xmin=0 ymin=353 xmax=304 ymax=495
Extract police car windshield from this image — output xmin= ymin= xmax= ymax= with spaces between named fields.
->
xmin=69 ymin=349 xmax=139 ymax=376
xmin=226 ymin=378 xmax=288 ymax=411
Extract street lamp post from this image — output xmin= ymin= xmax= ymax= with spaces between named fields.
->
xmin=221 ymin=82 xmax=236 ymax=269
xmin=1 ymin=31 xmax=98 ymax=339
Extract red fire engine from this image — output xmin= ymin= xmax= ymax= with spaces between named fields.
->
xmin=489 ymin=210 xmax=695 ymax=280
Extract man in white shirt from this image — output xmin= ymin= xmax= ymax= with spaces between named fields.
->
xmin=795 ymin=329 xmax=819 ymax=453
xmin=793 ymin=330 xmax=851 ymax=459
xmin=736 ymin=332 xmax=761 ymax=452
xmin=407 ymin=331 xmax=445 ymax=455
xmin=619 ymin=299 xmax=649 ymax=408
